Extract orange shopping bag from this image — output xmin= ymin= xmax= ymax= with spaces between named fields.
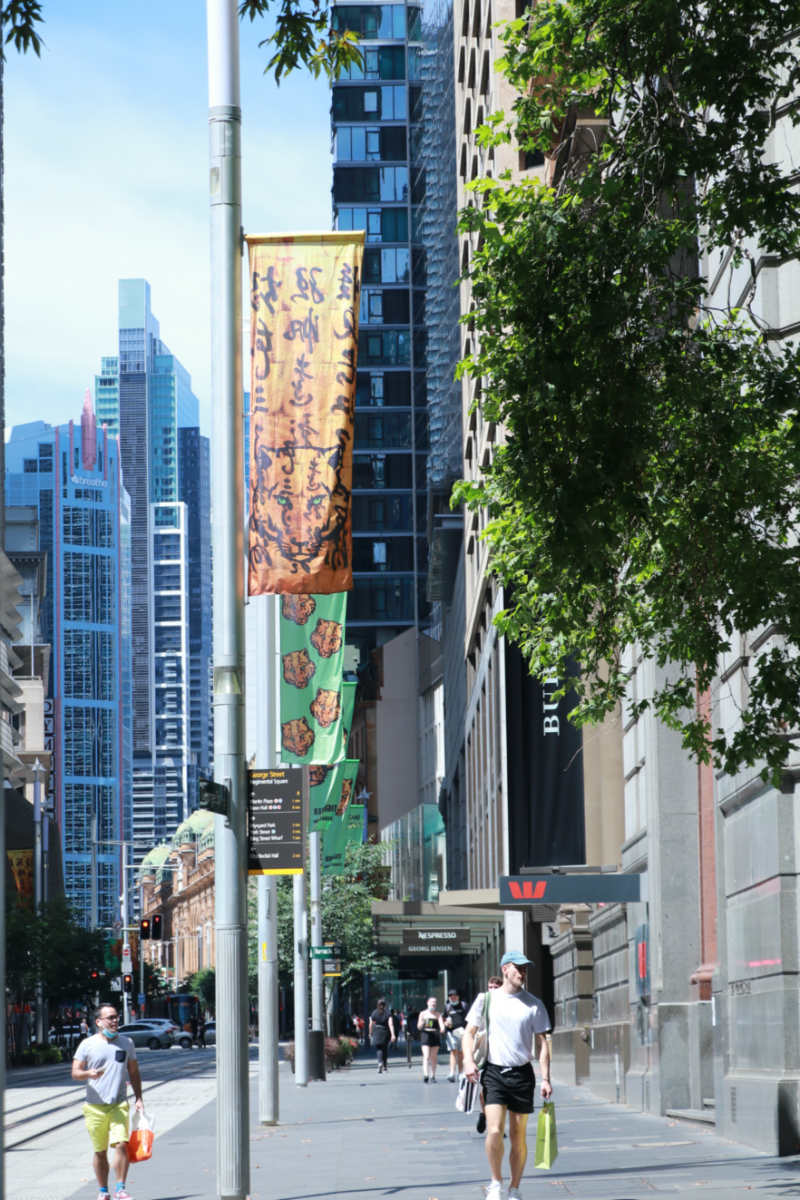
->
xmin=128 ymin=1108 xmax=155 ymax=1163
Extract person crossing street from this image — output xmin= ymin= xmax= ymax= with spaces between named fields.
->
xmin=72 ymin=1003 xmax=145 ymax=1200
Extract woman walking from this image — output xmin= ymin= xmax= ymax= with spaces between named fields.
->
xmin=369 ymin=998 xmax=395 ymax=1073
xmin=417 ymin=996 xmax=446 ymax=1082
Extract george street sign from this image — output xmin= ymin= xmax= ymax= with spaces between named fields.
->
xmin=499 ymin=873 xmax=641 ymax=905
xmin=402 ymin=929 xmax=464 ymax=954
xmin=248 ymin=768 xmax=305 ymax=876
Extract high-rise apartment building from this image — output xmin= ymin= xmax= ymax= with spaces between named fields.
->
xmin=97 ymin=280 xmax=212 ymax=873
xmin=5 ymin=404 xmax=132 ymax=926
xmin=330 ymin=0 xmax=461 ymax=875
xmin=331 ymin=0 xmax=430 ymax=663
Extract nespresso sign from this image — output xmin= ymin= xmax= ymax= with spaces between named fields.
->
xmin=402 ymin=929 xmax=464 ymax=954
xmin=499 ymin=874 xmax=641 ymax=904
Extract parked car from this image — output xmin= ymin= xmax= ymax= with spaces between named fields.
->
xmin=117 ymin=1022 xmax=173 ymax=1050
xmin=136 ymin=1017 xmax=181 ymax=1036
xmin=135 ymin=1017 xmax=194 ymax=1047
xmin=202 ymin=1021 xmax=216 ymax=1046
xmin=48 ymin=1024 xmax=84 ymax=1046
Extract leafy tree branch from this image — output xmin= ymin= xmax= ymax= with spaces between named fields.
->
xmin=455 ymin=0 xmax=800 ymax=781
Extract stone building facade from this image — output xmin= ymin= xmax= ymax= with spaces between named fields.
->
xmin=139 ymin=809 xmax=215 ymax=985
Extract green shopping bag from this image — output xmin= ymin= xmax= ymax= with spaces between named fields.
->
xmin=534 ymin=1101 xmax=558 ymax=1169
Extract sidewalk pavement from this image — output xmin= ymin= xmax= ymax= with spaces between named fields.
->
xmin=67 ymin=1045 xmax=800 ymax=1200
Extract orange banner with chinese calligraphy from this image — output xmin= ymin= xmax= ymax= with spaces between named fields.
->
xmin=246 ymin=232 xmax=365 ymax=595
xmin=7 ymin=849 xmax=33 ymax=900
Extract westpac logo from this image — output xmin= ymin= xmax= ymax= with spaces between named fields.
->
xmin=506 ymin=879 xmax=548 ymax=900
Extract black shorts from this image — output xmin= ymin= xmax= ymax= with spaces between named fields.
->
xmin=420 ymin=1031 xmax=441 ymax=1047
xmin=482 ymin=1062 xmax=535 ymax=1113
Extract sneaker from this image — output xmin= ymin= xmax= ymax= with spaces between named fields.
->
xmin=485 ymin=1183 xmax=503 ymax=1200
xmin=422 ymin=1073 xmax=429 ymax=1083
xmin=448 ymin=1072 xmax=457 ymax=1082
xmin=97 ymin=1191 xmax=109 ymax=1200
xmin=114 ymin=1186 xmax=132 ymax=1200
xmin=508 ymin=1188 xmax=522 ymax=1200
xmin=476 ymin=1111 xmax=487 ymax=1134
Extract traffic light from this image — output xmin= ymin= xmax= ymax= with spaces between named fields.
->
xmin=123 ymin=974 xmax=133 ymax=994
xmin=151 ymin=914 xmax=163 ymax=940
xmin=89 ymin=968 xmax=100 ymax=984
xmin=139 ymin=918 xmax=151 ymax=940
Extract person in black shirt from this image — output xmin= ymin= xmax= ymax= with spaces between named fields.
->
xmin=369 ymin=998 xmax=395 ymax=1073
xmin=416 ymin=996 xmax=445 ymax=1082
xmin=444 ymin=987 xmax=469 ymax=1081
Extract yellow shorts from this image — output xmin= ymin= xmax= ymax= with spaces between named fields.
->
xmin=82 ymin=1101 xmax=129 ymax=1152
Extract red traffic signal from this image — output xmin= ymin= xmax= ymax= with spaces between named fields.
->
xmin=151 ymin=914 xmax=163 ymax=940
xmin=123 ymin=974 xmax=133 ymax=994
xmin=140 ymin=918 xmax=151 ymax=940
xmin=89 ymin=968 xmax=100 ymax=982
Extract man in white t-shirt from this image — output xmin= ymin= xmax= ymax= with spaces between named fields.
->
xmin=463 ymin=951 xmax=552 ymax=1200
xmin=72 ymin=1003 xmax=144 ymax=1200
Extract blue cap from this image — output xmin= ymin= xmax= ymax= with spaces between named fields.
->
xmin=500 ymin=950 xmax=533 ymax=967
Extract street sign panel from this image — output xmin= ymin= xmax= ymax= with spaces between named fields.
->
xmin=402 ymin=929 xmax=464 ymax=955
xmin=499 ymin=873 xmax=641 ymax=905
xmin=247 ymin=768 xmax=305 ymax=875
xmin=310 ymin=946 xmax=329 ymax=960
xmin=121 ymin=944 xmax=132 ymax=973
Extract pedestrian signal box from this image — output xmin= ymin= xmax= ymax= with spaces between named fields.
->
xmin=123 ymin=974 xmax=133 ymax=994
xmin=152 ymin=914 xmax=163 ymax=939
xmin=139 ymin=918 xmax=151 ymax=940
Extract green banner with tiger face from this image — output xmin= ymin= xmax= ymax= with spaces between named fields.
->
xmin=321 ymin=813 xmax=349 ymax=876
xmin=308 ymin=762 xmax=344 ymax=832
xmin=279 ymin=592 xmax=347 ymax=764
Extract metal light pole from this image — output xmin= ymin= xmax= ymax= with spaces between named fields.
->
xmin=252 ymin=596 xmax=280 ymax=1123
xmin=293 ymin=871 xmax=309 ymax=1085
xmin=90 ymin=809 xmax=98 ymax=932
xmin=309 ymin=831 xmax=323 ymax=1031
xmin=207 ymin=0 xmax=249 ymax=1195
xmin=32 ymin=760 xmax=45 ymax=1043
xmin=121 ymin=842 xmax=130 ymax=1024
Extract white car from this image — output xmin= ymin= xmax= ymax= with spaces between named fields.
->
xmin=137 ymin=1017 xmax=195 ymax=1049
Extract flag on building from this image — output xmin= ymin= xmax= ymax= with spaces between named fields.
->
xmin=321 ymin=814 xmax=349 ymax=876
xmin=335 ymin=758 xmax=360 ymax=817
xmin=246 ymin=231 xmax=364 ymax=595
xmin=345 ymin=803 xmax=365 ymax=846
xmin=340 ymin=679 xmax=357 ymax=757
xmin=279 ymin=592 xmax=347 ymax=764
xmin=308 ymin=762 xmax=344 ymax=832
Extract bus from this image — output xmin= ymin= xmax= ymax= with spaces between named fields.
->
xmin=147 ymin=993 xmax=202 ymax=1032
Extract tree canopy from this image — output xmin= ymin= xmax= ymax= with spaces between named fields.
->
xmin=249 ymin=841 xmax=391 ymax=1001
xmin=454 ymin=0 xmax=800 ymax=781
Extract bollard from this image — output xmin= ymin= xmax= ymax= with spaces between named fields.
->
xmin=308 ymin=1030 xmax=327 ymax=1082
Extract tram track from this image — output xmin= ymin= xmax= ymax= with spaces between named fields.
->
xmin=5 ymin=1051 xmax=217 ymax=1150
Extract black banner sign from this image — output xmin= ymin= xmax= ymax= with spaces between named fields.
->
xmin=248 ymin=768 xmax=305 ymax=875
xmin=504 ymin=644 xmax=586 ymax=873
xmin=499 ymin=874 xmax=641 ymax=905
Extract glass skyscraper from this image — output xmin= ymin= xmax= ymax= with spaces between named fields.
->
xmin=331 ymin=0 xmax=460 ymax=664
xmin=6 ymin=402 xmax=132 ymax=927
xmin=97 ymin=280 xmax=212 ymax=874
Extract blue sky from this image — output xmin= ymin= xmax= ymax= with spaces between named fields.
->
xmin=5 ymin=0 xmax=333 ymax=435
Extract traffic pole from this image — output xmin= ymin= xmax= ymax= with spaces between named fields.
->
xmin=293 ymin=870 xmax=309 ymax=1085
xmin=121 ymin=842 xmax=130 ymax=1024
xmin=251 ymin=594 xmax=280 ymax=1123
xmin=309 ymin=831 xmax=323 ymax=1030
xmin=206 ymin=0 xmax=249 ymax=1195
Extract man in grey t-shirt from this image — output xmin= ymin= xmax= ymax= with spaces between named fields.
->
xmin=72 ymin=1003 xmax=144 ymax=1200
